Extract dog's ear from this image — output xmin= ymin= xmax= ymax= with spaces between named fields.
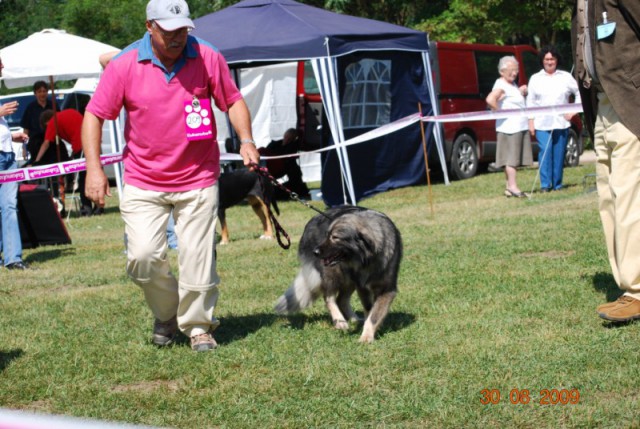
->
xmin=354 ymin=231 xmax=376 ymax=266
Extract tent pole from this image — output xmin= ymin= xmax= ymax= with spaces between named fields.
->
xmin=418 ymin=103 xmax=434 ymax=216
xmin=48 ymin=75 xmax=65 ymax=207
xmin=421 ymin=50 xmax=449 ymax=185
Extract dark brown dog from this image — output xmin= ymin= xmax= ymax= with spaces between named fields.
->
xmin=218 ymin=168 xmax=279 ymax=245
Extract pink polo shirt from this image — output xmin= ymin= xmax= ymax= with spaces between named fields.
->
xmin=86 ymin=34 xmax=243 ymax=192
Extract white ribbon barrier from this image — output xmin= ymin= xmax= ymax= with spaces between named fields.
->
xmin=0 ymin=103 xmax=583 ymax=184
xmin=429 ymin=103 xmax=582 ymax=123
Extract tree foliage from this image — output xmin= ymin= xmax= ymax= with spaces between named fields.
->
xmin=324 ymin=0 xmax=448 ymax=27
xmin=416 ymin=0 xmax=574 ymax=46
xmin=0 ymin=0 xmax=575 ymax=60
xmin=0 ymin=0 xmax=65 ymax=49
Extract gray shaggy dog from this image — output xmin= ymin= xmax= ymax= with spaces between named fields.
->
xmin=274 ymin=206 xmax=402 ymax=343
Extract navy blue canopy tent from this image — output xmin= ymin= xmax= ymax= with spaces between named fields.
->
xmin=192 ymin=0 xmax=448 ymax=205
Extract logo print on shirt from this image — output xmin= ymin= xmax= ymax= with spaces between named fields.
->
xmin=184 ymin=97 xmax=213 ymax=141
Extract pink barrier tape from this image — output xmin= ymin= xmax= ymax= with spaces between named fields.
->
xmin=0 ymin=103 xmax=583 ymax=184
xmin=0 ymin=153 xmax=122 ymax=184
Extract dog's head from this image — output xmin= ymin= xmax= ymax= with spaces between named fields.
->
xmin=313 ymin=215 xmax=375 ymax=267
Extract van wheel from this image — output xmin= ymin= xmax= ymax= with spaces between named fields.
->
xmin=450 ymin=134 xmax=478 ymax=180
xmin=564 ymin=128 xmax=580 ymax=167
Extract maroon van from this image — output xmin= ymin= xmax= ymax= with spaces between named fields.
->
xmin=430 ymin=41 xmax=583 ymax=180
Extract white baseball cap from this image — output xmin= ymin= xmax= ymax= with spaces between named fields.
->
xmin=146 ymin=0 xmax=195 ymax=31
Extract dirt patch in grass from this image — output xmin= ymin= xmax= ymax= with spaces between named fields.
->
xmin=521 ymin=250 xmax=576 ymax=259
xmin=19 ymin=399 xmax=53 ymax=412
xmin=111 ymin=380 xmax=180 ymax=393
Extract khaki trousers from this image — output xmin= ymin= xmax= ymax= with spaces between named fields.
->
xmin=120 ymin=183 xmax=220 ymax=337
xmin=594 ymin=93 xmax=640 ymax=298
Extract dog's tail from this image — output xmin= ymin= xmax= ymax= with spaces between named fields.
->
xmin=274 ymin=263 xmax=322 ymax=314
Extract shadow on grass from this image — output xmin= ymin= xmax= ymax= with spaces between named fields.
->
xmin=66 ymin=205 xmax=119 ymax=219
xmin=100 ymin=206 xmax=119 ymax=216
xmin=283 ymin=311 xmax=416 ymax=339
xmin=376 ymin=311 xmax=417 ymax=338
xmin=601 ymin=319 xmax=639 ymax=329
xmin=0 ymin=349 xmax=23 ymax=372
xmin=171 ymin=311 xmax=416 ymax=347
xmin=24 ymin=247 xmax=75 ymax=264
xmin=172 ymin=313 xmax=281 ymax=347
xmin=592 ymin=271 xmax=622 ymax=303
xmin=281 ymin=313 xmax=332 ymax=330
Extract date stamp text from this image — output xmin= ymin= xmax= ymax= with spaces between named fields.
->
xmin=480 ymin=389 xmax=580 ymax=405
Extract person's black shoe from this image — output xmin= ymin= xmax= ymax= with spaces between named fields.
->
xmin=80 ymin=205 xmax=93 ymax=217
xmin=5 ymin=261 xmax=28 ymax=270
xmin=93 ymin=207 xmax=105 ymax=216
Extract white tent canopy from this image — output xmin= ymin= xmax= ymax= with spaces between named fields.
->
xmin=0 ymin=29 xmax=118 ymax=89
xmin=0 ymin=29 xmax=124 ymax=196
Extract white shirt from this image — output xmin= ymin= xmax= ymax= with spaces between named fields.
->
xmin=526 ymin=69 xmax=581 ymax=130
xmin=492 ymin=78 xmax=528 ymax=134
xmin=0 ymin=105 xmax=13 ymax=153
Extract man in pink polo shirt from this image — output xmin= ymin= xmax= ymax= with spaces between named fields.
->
xmin=82 ymin=0 xmax=260 ymax=352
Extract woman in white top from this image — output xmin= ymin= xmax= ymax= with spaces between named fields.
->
xmin=527 ymin=45 xmax=581 ymax=192
xmin=486 ymin=56 xmax=532 ymax=198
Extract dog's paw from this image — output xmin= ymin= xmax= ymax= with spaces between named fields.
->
xmin=259 ymin=235 xmax=273 ymax=240
xmin=219 ymin=241 xmax=229 ymax=246
xmin=358 ymin=333 xmax=375 ymax=344
xmin=333 ymin=319 xmax=349 ymax=331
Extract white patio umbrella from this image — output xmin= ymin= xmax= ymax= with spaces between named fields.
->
xmin=0 ymin=29 xmax=119 ymax=204
xmin=0 ymin=28 xmax=118 ymax=89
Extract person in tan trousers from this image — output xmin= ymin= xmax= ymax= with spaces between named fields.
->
xmin=573 ymin=0 xmax=640 ymax=321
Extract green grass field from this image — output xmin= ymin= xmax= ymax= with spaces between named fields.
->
xmin=1 ymin=162 xmax=638 ymax=428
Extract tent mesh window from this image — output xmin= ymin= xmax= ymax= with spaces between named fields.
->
xmin=341 ymin=59 xmax=391 ymax=129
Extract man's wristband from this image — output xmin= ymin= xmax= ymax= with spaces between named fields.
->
xmin=240 ymin=139 xmax=255 ymax=145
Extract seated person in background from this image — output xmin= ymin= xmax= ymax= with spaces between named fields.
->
xmin=36 ymin=109 xmax=98 ymax=216
xmin=259 ymin=128 xmax=310 ymax=200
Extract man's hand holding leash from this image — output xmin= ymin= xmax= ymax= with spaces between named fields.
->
xmin=239 ymin=138 xmax=260 ymax=169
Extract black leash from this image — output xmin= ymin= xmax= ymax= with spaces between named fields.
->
xmin=250 ymin=162 xmax=291 ymax=249
xmin=250 ymin=162 xmax=328 ymax=216
xmin=249 ymin=162 xmax=330 ymax=250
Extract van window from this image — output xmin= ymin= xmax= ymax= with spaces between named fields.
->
xmin=1 ymin=95 xmax=35 ymax=128
xmin=302 ymin=61 xmax=319 ymax=95
xmin=475 ymin=51 xmax=506 ymax=96
xmin=341 ymin=59 xmax=391 ymax=129
xmin=61 ymin=92 xmax=91 ymax=115
xmin=521 ymin=50 xmax=539 ymax=81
